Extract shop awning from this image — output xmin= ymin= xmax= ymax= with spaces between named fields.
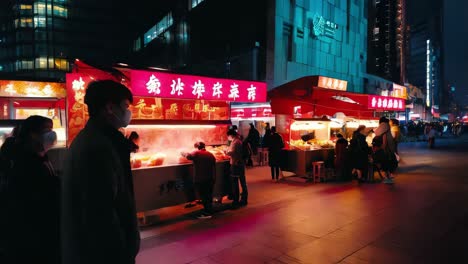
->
xmin=268 ymin=76 xmax=374 ymax=118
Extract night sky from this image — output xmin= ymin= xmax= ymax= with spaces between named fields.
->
xmin=444 ymin=0 xmax=468 ymax=105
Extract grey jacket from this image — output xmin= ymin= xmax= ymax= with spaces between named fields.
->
xmin=227 ymin=137 xmax=243 ymax=165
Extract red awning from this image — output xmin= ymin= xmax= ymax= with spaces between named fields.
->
xmin=268 ymin=76 xmax=374 ymax=118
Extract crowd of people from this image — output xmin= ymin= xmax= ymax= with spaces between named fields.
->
xmin=336 ymin=117 xmax=400 ymax=185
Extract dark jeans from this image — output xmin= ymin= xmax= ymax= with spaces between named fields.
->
xmin=270 ymin=166 xmax=280 ymax=180
xmin=194 ymin=180 xmax=214 ymax=214
xmin=231 ymin=164 xmax=248 ymax=204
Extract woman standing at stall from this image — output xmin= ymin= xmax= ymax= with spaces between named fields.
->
xmin=4 ymin=116 xmax=59 ymax=264
xmin=268 ymin=126 xmax=284 ymax=182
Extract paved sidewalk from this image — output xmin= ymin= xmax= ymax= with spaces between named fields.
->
xmin=137 ymin=137 xmax=468 ymax=264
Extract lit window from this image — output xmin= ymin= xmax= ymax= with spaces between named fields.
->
xmin=134 ymin=38 xmax=142 ymax=51
xmin=54 ymin=59 xmax=68 ymax=70
xmin=35 ymin=57 xmax=48 ymax=69
xmin=143 ymin=12 xmax=173 ymax=46
xmin=34 ymin=16 xmax=46 ymax=28
xmin=53 ymin=5 xmax=68 ymax=18
xmin=190 ymin=0 xmax=204 ymax=9
xmin=20 ymin=4 xmax=32 ymax=10
xmin=35 ymin=2 xmax=46 ymax=15
xmin=20 ymin=18 xmax=33 ymax=28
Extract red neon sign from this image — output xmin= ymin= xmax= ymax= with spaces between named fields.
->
xmin=368 ymin=95 xmax=405 ymax=111
xmin=131 ymin=70 xmax=267 ymax=102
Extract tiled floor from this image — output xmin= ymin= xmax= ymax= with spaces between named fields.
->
xmin=137 ymin=136 xmax=468 ymax=264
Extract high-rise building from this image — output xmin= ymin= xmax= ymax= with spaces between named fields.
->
xmin=0 ymin=0 xmax=70 ymax=80
xmin=367 ymin=0 xmax=407 ymax=84
xmin=129 ymin=0 xmax=369 ymax=93
xmin=0 ymin=0 xmax=135 ymax=81
xmin=407 ymin=19 xmax=443 ymax=112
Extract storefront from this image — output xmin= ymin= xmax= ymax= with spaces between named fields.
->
xmin=0 ymin=80 xmax=67 ymax=146
xmin=230 ymin=103 xmax=274 ymax=142
xmin=268 ymin=76 xmax=404 ymax=177
xmin=66 ymin=65 xmax=267 ymax=221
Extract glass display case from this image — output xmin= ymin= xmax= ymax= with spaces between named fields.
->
xmin=124 ymin=123 xmax=230 ymax=169
xmin=289 ymin=118 xmax=334 ymax=150
xmin=344 ymin=119 xmax=379 ymax=145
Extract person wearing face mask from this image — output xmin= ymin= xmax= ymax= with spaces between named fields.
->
xmin=62 ymin=80 xmax=140 ymax=264
xmin=4 ymin=115 xmax=60 ymax=263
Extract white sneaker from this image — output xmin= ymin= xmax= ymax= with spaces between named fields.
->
xmin=383 ymin=178 xmax=394 ymax=184
xmin=197 ymin=214 xmax=212 ymax=219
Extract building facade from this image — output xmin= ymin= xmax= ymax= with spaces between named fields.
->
xmin=407 ymin=21 xmax=443 ymax=112
xmin=0 ymin=0 xmax=135 ymax=81
xmin=129 ymin=0 xmax=368 ymax=93
xmin=367 ymin=0 xmax=407 ymax=84
xmin=129 ymin=0 xmax=267 ymax=82
xmin=268 ymin=0 xmax=368 ymax=92
xmin=0 ymin=0 xmax=70 ymax=80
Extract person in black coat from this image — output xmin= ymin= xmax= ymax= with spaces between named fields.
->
xmin=62 ymin=80 xmax=140 ymax=264
xmin=128 ymin=131 xmax=140 ymax=153
xmin=268 ymin=126 xmax=284 ymax=181
xmin=349 ymin=125 xmax=369 ymax=182
xmin=4 ymin=116 xmax=60 ymax=264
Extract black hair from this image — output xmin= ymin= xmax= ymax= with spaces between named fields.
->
xmin=379 ymin=117 xmax=389 ymax=124
xmin=227 ymin=129 xmax=238 ymax=136
xmin=84 ymin=80 xmax=133 ymax=118
xmin=271 ymin=126 xmax=277 ymax=133
xmin=195 ymin=141 xmax=206 ymax=150
xmin=128 ymin=131 xmax=139 ymax=141
xmin=337 ymin=133 xmax=343 ymax=138
xmin=19 ymin=115 xmax=53 ymax=140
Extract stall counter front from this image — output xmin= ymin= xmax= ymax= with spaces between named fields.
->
xmin=280 ymin=148 xmax=335 ymax=177
xmin=133 ymin=161 xmax=230 ymax=212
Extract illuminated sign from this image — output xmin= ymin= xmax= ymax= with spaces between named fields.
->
xmin=311 ymin=14 xmax=338 ymax=39
xmin=368 ymin=95 xmax=405 ymax=111
xmin=426 ymin=39 xmax=431 ymax=107
xmin=230 ymin=107 xmax=272 ymax=119
xmin=318 ymin=76 xmax=347 ymax=91
xmin=0 ymin=80 xmax=66 ymax=98
xmin=131 ymin=70 xmax=267 ymax=102
xmin=391 ymin=84 xmax=407 ymax=99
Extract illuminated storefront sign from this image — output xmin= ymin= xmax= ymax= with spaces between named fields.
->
xmin=391 ymin=84 xmax=407 ymax=99
xmin=318 ymin=76 xmax=347 ymax=91
xmin=368 ymin=95 xmax=405 ymax=111
xmin=426 ymin=39 xmax=431 ymax=107
xmin=231 ymin=106 xmax=272 ymax=119
xmin=131 ymin=70 xmax=267 ymax=102
xmin=311 ymin=14 xmax=338 ymax=39
xmin=0 ymin=80 xmax=66 ymax=98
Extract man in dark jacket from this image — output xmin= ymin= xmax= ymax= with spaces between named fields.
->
xmin=62 ymin=80 xmax=140 ymax=264
xmin=183 ymin=142 xmax=216 ymax=219
xmin=334 ymin=134 xmax=349 ymax=180
xmin=268 ymin=126 xmax=284 ymax=181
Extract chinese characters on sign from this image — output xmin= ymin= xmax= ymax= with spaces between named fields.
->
xmin=0 ymin=80 xmax=66 ymax=98
xmin=312 ymin=14 xmax=338 ymax=39
xmin=318 ymin=76 xmax=347 ymax=91
xmin=131 ymin=70 xmax=267 ymax=102
xmin=368 ymin=95 xmax=405 ymax=111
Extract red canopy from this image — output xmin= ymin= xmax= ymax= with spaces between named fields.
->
xmin=268 ymin=76 xmax=374 ymax=119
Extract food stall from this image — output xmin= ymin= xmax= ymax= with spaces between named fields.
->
xmin=281 ymin=117 xmax=335 ymax=176
xmin=230 ymin=103 xmax=274 ymax=141
xmin=0 ymin=80 xmax=67 ymax=146
xmin=67 ymin=66 xmax=267 ymax=218
xmin=268 ymin=76 xmax=376 ymax=177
